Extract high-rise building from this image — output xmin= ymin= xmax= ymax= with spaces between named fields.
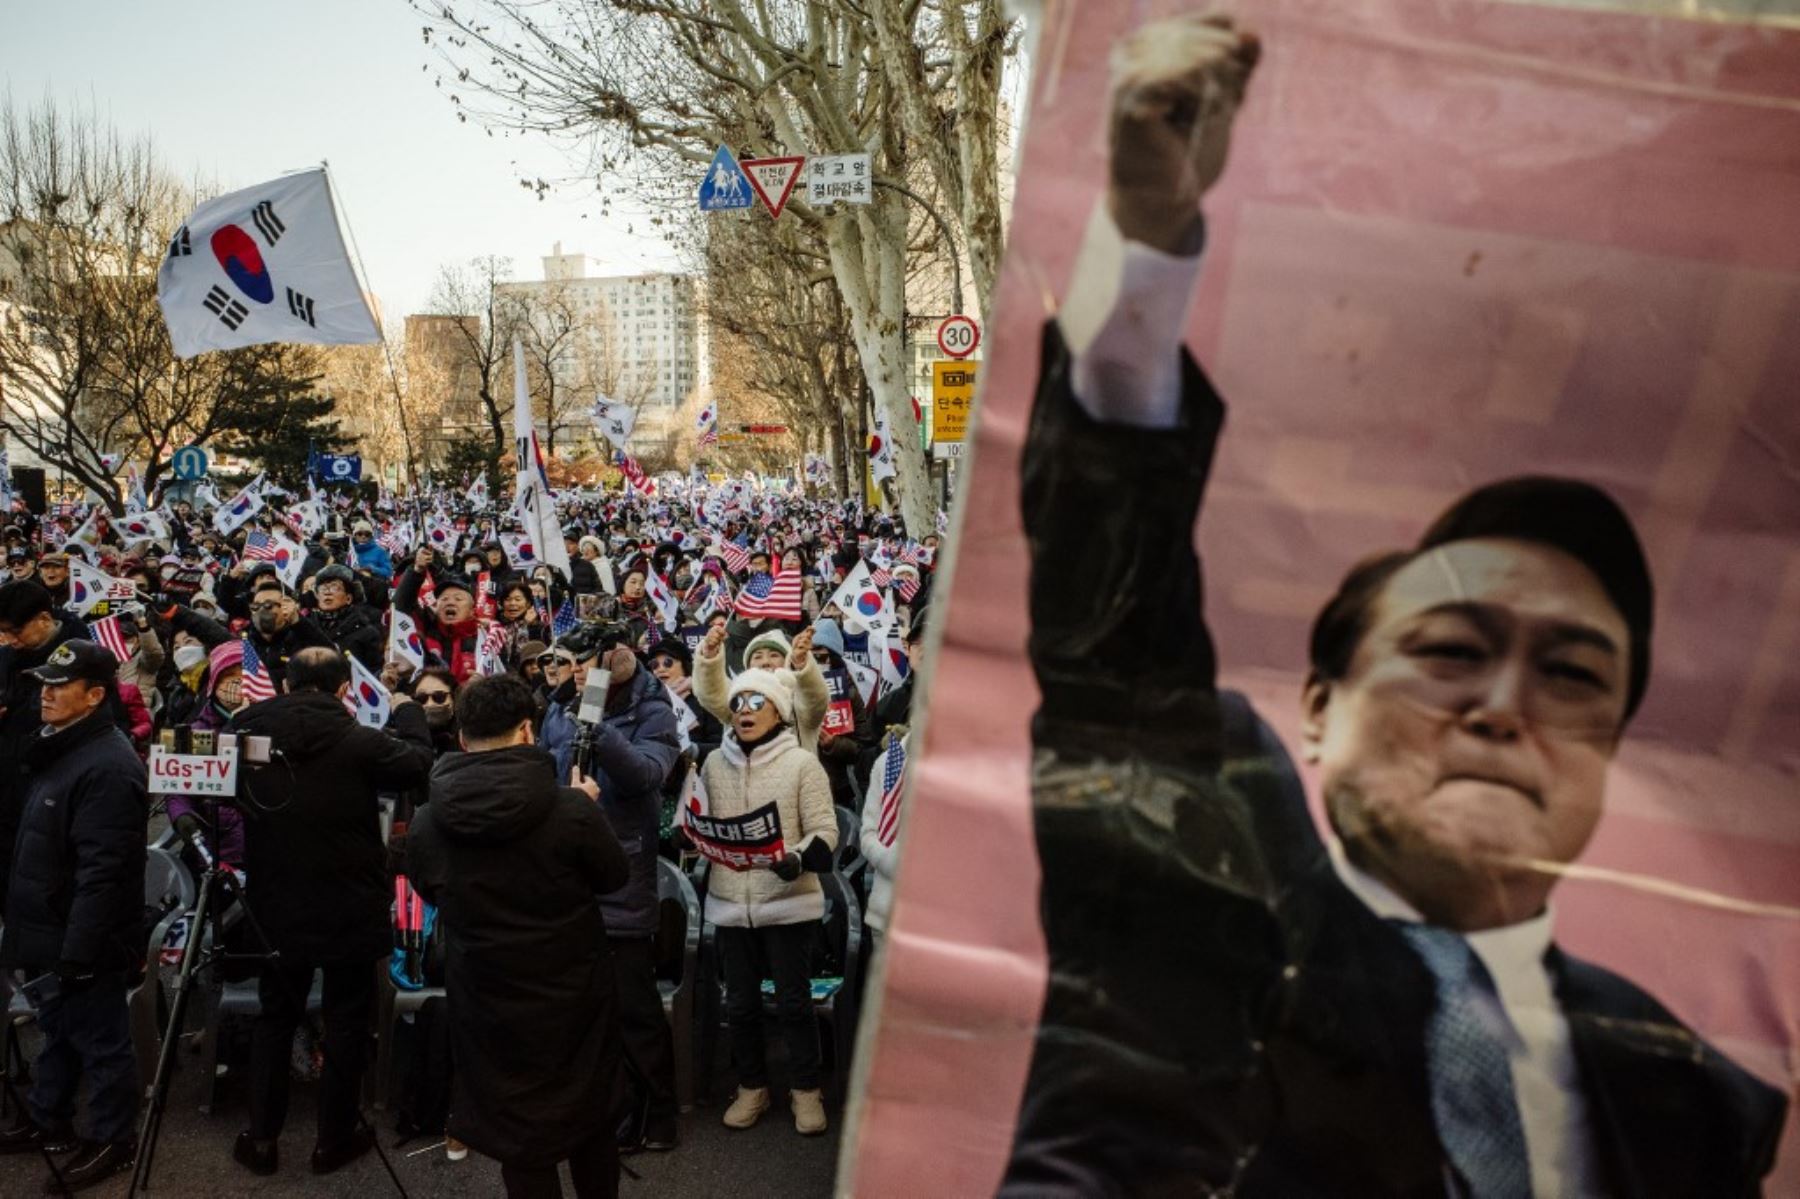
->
xmin=498 ymin=243 xmax=702 ymax=413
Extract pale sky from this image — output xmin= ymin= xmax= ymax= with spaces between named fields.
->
xmin=4 ymin=0 xmax=683 ymax=320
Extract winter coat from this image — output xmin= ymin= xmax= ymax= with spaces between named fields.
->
xmin=698 ymin=729 xmax=836 ymax=929
xmin=0 ymin=613 xmax=92 ymax=916
xmin=857 ymin=737 xmax=906 ymax=931
xmin=164 ymin=641 xmax=251 ymax=865
xmin=0 ymin=711 xmax=148 ymax=974
xmin=694 ymin=646 xmax=829 ymax=752
xmin=542 ymin=669 xmax=681 ymax=938
xmin=394 ymin=567 xmax=482 ymax=684
xmin=349 ymin=539 xmax=394 ymax=581
xmin=311 ymin=603 xmax=385 ymax=673
xmin=568 ymin=555 xmax=601 ymax=595
xmin=403 ymin=747 xmax=628 ymax=1165
xmin=116 ymin=626 xmax=167 ymax=704
xmin=231 ymin=692 xmax=434 ymax=962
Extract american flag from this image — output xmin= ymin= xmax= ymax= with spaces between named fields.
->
xmin=88 ymin=616 xmax=132 ymax=663
xmin=898 ymin=543 xmax=922 ymax=565
xmin=240 ymin=639 xmax=277 ymax=703
xmin=698 ymin=422 xmax=719 ymax=449
xmin=715 ymin=539 xmax=750 ymax=576
xmin=550 ymin=597 xmax=578 ymax=639
xmin=732 ymin=569 xmax=802 ymax=621
xmin=876 ymin=737 xmax=907 ymax=846
xmin=869 ymin=566 xmax=892 ymax=588
xmin=241 ymin=530 xmax=279 ymax=562
xmin=895 ymin=573 xmax=920 ymax=602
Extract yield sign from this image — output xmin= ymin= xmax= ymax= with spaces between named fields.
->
xmin=741 ymin=157 xmax=807 ymax=219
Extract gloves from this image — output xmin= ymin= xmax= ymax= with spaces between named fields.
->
xmin=771 ymin=853 xmax=803 ymax=882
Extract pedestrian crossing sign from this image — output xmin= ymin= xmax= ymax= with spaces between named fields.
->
xmin=698 ymin=145 xmax=754 ymax=212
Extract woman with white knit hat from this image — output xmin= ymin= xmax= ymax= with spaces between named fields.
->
xmin=699 ymin=668 xmax=838 ymax=1136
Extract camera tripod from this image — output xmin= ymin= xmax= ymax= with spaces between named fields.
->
xmin=128 ymin=815 xmax=409 ymax=1197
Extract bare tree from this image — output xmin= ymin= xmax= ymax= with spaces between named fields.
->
xmin=425 ymin=255 xmax=519 ymax=490
xmin=0 ymin=97 xmax=321 ymax=508
xmin=415 ymin=0 xmax=1019 ymax=535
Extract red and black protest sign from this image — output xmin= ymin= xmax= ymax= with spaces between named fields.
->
xmin=681 ymin=799 xmax=786 ymax=871
xmin=823 ymin=667 xmax=856 ymax=737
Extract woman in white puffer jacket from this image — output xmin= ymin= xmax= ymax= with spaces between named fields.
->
xmin=700 ymin=669 xmax=838 ymax=1138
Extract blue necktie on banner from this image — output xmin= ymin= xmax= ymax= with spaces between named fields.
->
xmin=1395 ymin=923 xmax=1532 ymax=1199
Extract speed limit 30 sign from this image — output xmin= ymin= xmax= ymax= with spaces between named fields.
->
xmin=936 ymin=314 xmax=980 ymax=360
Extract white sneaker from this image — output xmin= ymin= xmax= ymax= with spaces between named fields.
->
xmin=791 ymin=1088 xmax=828 ymax=1136
xmin=722 ymin=1086 xmax=771 ymax=1129
xmin=445 ymin=1136 xmax=468 ymax=1162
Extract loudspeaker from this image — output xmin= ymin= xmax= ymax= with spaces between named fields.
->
xmin=11 ymin=467 xmax=45 ymax=515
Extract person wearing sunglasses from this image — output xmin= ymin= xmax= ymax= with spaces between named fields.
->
xmin=645 ymin=639 xmax=721 ymax=764
xmin=699 ymin=671 xmax=838 ymax=1138
xmin=411 ymin=669 xmax=461 ymax=757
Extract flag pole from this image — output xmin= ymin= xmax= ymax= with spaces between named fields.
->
xmin=320 ymin=160 xmax=420 ymax=493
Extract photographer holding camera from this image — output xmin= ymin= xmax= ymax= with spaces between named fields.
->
xmin=538 ymin=624 xmax=683 ymax=1153
xmin=0 ymin=640 xmax=148 ymax=1191
xmin=227 ymin=647 xmax=434 ymax=1178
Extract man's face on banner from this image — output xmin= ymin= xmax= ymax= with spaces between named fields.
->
xmin=1302 ymin=538 xmax=1632 ymax=931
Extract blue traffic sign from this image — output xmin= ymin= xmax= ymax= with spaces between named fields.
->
xmin=171 ymin=445 xmax=209 ymax=480
xmin=698 ymin=145 xmax=754 ymax=212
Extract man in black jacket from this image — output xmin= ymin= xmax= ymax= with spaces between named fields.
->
xmin=228 ymin=648 xmax=434 ymax=1178
xmin=406 ymin=673 xmax=630 ymax=1198
xmin=304 ymin=564 xmax=384 ymax=672
xmin=1004 ymin=16 xmax=1786 ymax=1198
xmin=0 ymin=580 xmax=93 ymax=917
xmin=0 ymin=641 xmax=148 ymax=1190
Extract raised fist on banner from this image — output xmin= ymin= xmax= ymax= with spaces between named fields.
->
xmin=1108 ymin=12 xmax=1260 ymax=255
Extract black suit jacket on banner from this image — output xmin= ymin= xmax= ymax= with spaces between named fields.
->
xmin=1000 ymin=321 xmax=1786 ymax=1198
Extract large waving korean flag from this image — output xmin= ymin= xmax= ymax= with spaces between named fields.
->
xmin=158 ymin=168 xmax=379 ymax=359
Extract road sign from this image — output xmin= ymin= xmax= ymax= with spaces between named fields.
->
xmin=698 ymin=145 xmax=754 ymax=212
xmin=931 ymin=361 xmax=978 ymax=444
xmin=936 ymin=314 xmax=980 ymax=359
xmin=806 ymin=154 xmax=873 ymax=207
xmin=171 ymin=445 xmax=209 ymax=480
xmin=742 ymin=157 xmax=806 ymax=219
xmin=932 ymin=441 xmax=965 ymax=461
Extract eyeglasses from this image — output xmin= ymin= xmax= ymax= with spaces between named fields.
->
xmin=249 ymin=600 xmax=283 ymax=614
xmin=649 ymin=655 xmax=678 ymax=669
xmin=728 ymin=692 xmax=771 ymax=714
xmin=542 ymin=654 xmax=577 ymax=669
xmin=416 ymin=691 xmax=453 ymax=705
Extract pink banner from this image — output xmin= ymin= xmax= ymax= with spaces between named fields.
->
xmin=847 ymin=1 xmax=1800 ymax=1193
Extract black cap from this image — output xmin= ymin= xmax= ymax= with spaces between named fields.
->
xmin=434 ymin=571 xmax=475 ymax=597
xmin=26 ymin=639 xmax=119 ymax=686
xmin=315 ymin=564 xmax=355 ymax=587
xmin=647 ymin=637 xmax=692 ymax=673
xmin=1418 ymin=475 xmax=1653 ymax=718
xmin=5 ymin=547 xmax=27 ymax=562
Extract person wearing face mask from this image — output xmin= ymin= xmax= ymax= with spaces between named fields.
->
xmin=395 ymin=547 xmax=485 ymax=685
xmin=161 ymin=636 xmax=214 ymax=729
xmin=698 ymin=671 xmax=837 ymax=1137
xmin=645 ymin=639 xmax=720 ymax=764
xmin=410 ymin=669 xmax=461 ymax=758
xmin=304 ymin=565 xmax=384 ymax=673
xmin=163 ymin=640 xmax=253 ymax=867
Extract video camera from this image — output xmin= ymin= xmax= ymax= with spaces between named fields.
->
xmin=565 ymin=619 xmax=634 ymax=775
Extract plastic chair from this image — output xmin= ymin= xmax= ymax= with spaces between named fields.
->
xmin=198 ymin=956 xmax=325 ymax=1115
xmin=654 ymin=857 xmax=702 ymax=1109
xmin=144 ymin=845 xmax=197 ymax=914
xmin=834 ymin=807 xmax=869 ymax=908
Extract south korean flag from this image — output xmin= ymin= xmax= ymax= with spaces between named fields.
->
xmin=158 ymin=167 xmax=380 ymax=359
xmin=591 ymin=396 xmax=637 ymax=452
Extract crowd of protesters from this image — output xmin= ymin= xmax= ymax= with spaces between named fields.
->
xmin=0 ymin=469 xmax=934 ymax=1196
